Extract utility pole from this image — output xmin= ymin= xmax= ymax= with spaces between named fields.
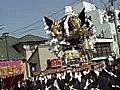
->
xmin=2 ymin=32 xmax=9 ymax=60
xmin=107 ymin=0 xmax=120 ymax=55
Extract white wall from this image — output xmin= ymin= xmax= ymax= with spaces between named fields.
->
xmin=38 ymin=45 xmax=56 ymax=71
xmin=73 ymin=1 xmax=120 ymax=55
xmin=23 ymin=45 xmax=32 ymax=78
xmin=73 ymin=1 xmax=96 ymax=14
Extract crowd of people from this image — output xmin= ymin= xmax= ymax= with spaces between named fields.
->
xmin=9 ymin=57 xmax=120 ymax=90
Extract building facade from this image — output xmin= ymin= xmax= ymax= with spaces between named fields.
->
xmin=13 ymin=34 xmax=56 ymax=78
xmin=73 ymin=1 xmax=120 ymax=57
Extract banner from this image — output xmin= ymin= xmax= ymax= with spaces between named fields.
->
xmin=0 ymin=60 xmax=24 ymax=78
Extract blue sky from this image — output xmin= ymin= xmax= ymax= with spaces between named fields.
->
xmin=0 ymin=0 xmax=77 ymax=38
xmin=0 ymin=0 xmax=119 ymax=38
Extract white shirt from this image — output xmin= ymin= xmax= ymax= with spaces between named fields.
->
xmin=77 ymin=72 xmax=82 ymax=82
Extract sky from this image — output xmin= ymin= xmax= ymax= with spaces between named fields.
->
xmin=0 ymin=0 xmax=120 ymax=38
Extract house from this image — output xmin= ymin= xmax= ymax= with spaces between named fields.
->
xmin=12 ymin=34 xmax=56 ymax=78
xmin=0 ymin=35 xmax=23 ymax=60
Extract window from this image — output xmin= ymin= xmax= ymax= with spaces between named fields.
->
xmin=94 ymin=43 xmax=111 ymax=57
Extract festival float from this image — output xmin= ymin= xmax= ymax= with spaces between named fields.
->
xmin=43 ymin=6 xmax=96 ymax=73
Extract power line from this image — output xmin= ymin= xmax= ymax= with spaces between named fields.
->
xmin=9 ymin=20 xmax=42 ymax=34
xmin=11 ymin=0 xmax=102 ymax=35
xmin=9 ymin=27 xmax=42 ymax=38
xmin=100 ymin=0 xmax=108 ymax=9
xmin=9 ymin=0 xmax=80 ymax=35
xmin=8 ymin=9 xmax=64 ymax=34
xmin=10 ymin=27 xmax=40 ymax=35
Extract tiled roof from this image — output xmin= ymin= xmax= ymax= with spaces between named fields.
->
xmin=12 ymin=34 xmax=48 ymax=54
xmin=19 ymin=34 xmax=47 ymax=43
xmin=0 ymin=36 xmax=23 ymax=60
xmin=0 ymin=34 xmax=48 ymax=60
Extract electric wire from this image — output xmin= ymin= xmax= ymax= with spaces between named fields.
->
xmin=9 ymin=0 xmax=110 ymax=36
xmin=9 ymin=0 xmax=80 ymax=35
